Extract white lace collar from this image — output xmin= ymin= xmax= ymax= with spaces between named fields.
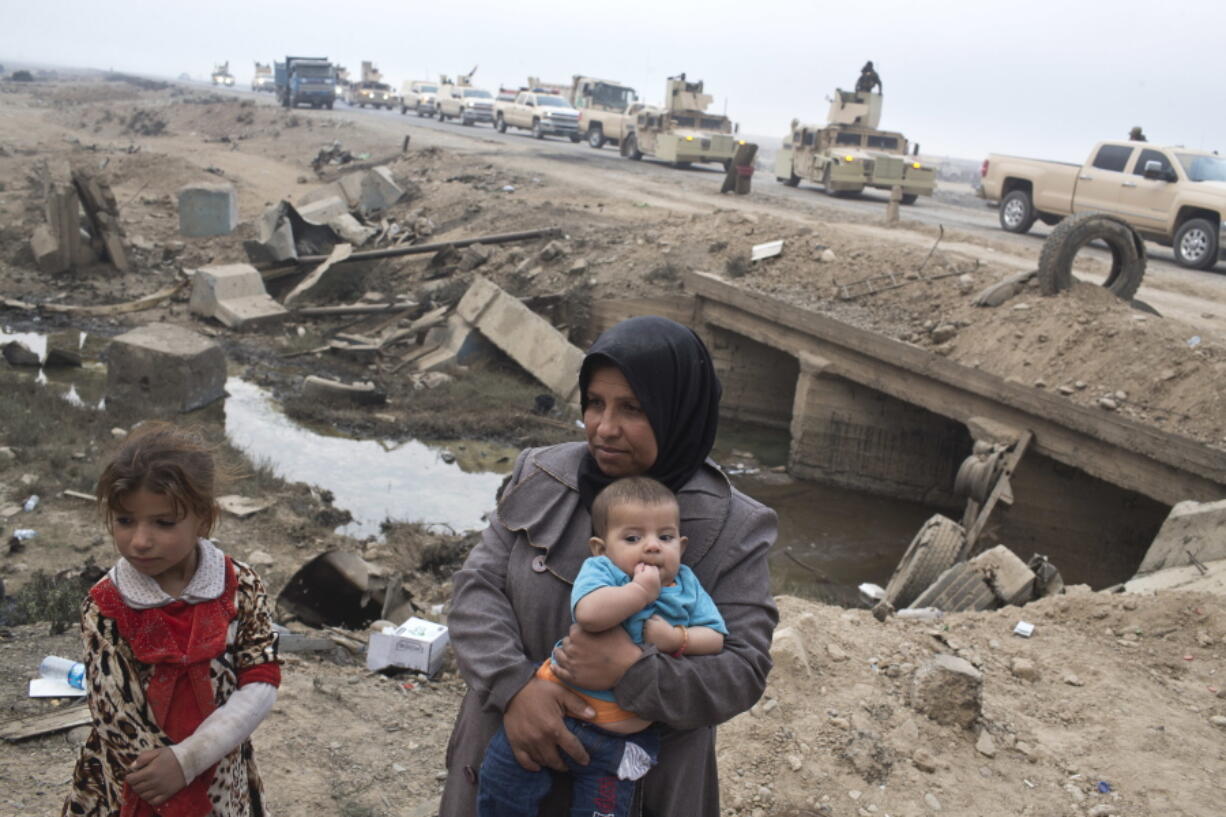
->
xmin=109 ymin=538 xmax=227 ymax=609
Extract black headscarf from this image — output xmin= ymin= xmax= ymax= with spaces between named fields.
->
xmin=577 ymin=316 xmax=722 ymax=509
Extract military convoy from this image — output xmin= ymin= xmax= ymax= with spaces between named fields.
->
xmin=251 ymin=63 xmax=274 ymax=93
xmin=619 ymin=75 xmax=744 ymax=169
xmin=774 ymin=89 xmax=934 ymax=204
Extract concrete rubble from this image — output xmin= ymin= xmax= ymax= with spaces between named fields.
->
xmin=1136 ymin=497 xmax=1226 ymax=574
xmin=178 ymin=181 xmax=238 ymax=237
xmin=105 ymin=324 xmax=226 ymax=413
xmin=189 ymin=263 xmax=288 ymax=329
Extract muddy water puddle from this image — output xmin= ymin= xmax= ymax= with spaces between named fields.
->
xmin=222 ymin=378 xmax=515 ymax=538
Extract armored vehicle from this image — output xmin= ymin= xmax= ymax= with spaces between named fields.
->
xmin=619 ymin=75 xmax=744 ymax=169
xmin=436 ymin=67 xmax=495 ymax=126
xmin=346 ymin=62 xmax=395 ymax=109
xmin=252 ymin=62 xmax=275 ymax=92
xmin=211 ymin=62 xmax=234 ymax=87
xmin=570 ymin=76 xmax=637 ymax=148
xmin=774 ymin=89 xmax=934 ymax=203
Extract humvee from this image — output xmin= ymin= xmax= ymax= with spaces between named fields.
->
xmin=619 ymin=75 xmax=745 ymax=169
xmin=774 ymin=89 xmax=934 ymax=203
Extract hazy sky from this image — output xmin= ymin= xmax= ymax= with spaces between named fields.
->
xmin=6 ymin=0 xmax=1223 ymax=161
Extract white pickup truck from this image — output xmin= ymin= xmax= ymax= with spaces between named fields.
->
xmin=494 ymin=91 xmax=581 ymax=141
xmin=980 ymin=140 xmax=1226 ymax=270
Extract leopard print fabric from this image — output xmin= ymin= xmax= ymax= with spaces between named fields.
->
xmin=62 ymin=560 xmax=278 ymax=817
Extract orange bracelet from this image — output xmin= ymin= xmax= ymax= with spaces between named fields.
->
xmin=670 ymin=625 xmax=689 ymax=658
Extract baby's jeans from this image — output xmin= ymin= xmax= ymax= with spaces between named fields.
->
xmin=477 ymin=718 xmax=660 ymax=817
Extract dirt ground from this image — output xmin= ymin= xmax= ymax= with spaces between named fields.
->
xmin=1 ymin=75 xmax=1225 ymax=817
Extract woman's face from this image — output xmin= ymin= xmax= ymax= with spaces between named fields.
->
xmin=584 ymin=365 xmax=658 ymax=478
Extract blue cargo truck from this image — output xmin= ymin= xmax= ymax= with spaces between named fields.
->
xmin=275 ymin=56 xmax=336 ymax=109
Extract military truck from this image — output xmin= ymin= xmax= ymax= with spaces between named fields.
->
xmin=436 ymin=67 xmax=494 ymax=125
xmin=251 ymin=62 xmax=275 ymax=93
xmin=211 ymin=62 xmax=234 ymax=87
xmin=275 ymin=56 xmax=336 ymax=109
xmin=569 ymin=76 xmax=637 ymax=149
xmin=619 ymin=75 xmax=744 ymax=169
xmin=774 ymin=89 xmax=934 ymax=204
xmin=400 ymin=81 xmax=439 ymax=116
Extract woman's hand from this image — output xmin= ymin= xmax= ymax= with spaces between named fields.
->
xmin=126 ymin=747 xmax=187 ymax=806
xmin=552 ymin=622 xmax=643 ymax=691
xmin=642 ymin=615 xmax=682 ymax=652
xmin=503 ymin=678 xmax=594 ymax=773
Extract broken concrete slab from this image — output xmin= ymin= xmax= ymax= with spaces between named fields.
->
xmin=302 ymin=375 xmax=386 ymax=405
xmin=283 ymin=243 xmax=354 ymax=306
xmin=967 ymin=545 xmax=1036 ymax=607
xmin=178 ymin=182 xmax=238 ymax=237
xmin=454 ymin=275 xmax=585 ymax=406
xmin=337 ymin=166 xmax=404 ymax=216
xmin=105 ymin=324 xmax=226 ymax=413
xmin=327 ymin=213 xmax=377 ymax=246
xmin=1137 ymin=498 xmax=1226 ymax=574
xmin=190 ymin=263 xmax=288 ymax=329
xmin=30 ymin=225 xmax=62 ymax=273
xmin=1125 ymin=557 xmax=1226 ymax=595
xmin=297 ymin=181 xmax=347 ymax=210
xmin=277 ymin=550 xmax=406 ymax=628
xmin=296 ymin=195 xmax=350 ymax=225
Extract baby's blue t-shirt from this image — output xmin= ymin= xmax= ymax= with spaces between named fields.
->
xmin=570 ymin=555 xmax=728 ymax=644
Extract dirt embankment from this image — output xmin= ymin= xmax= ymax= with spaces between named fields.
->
xmin=0 ymin=77 xmax=1224 ymax=817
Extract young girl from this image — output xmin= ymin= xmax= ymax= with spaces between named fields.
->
xmin=63 ymin=422 xmax=281 ymax=817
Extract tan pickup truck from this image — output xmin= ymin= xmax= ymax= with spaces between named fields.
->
xmin=494 ymin=91 xmax=581 ymax=141
xmin=980 ymin=140 xmax=1226 ymax=270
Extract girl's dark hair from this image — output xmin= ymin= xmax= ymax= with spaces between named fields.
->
xmin=590 ymin=476 xmax=678 ymax=539
xmin=96 ymin=422 xmax=220 ymax=535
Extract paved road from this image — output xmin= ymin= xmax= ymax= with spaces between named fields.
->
xmin=220 ymin=83 xmax=1226 ymax=334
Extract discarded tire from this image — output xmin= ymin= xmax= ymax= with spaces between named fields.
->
xmin=1037 ymin=212 xmax=1145 ymax=301
xmin=882 ymin=515 xmax=965 ymax=609
xmin=911 ymin=562 xmax=998 ymax=612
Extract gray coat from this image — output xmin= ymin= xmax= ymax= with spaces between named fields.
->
xmin=439 ymin=442 xmax=779 ymax=817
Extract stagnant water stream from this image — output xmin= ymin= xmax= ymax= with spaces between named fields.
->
xmin=2 ymin=328 xmax=938 ymax=603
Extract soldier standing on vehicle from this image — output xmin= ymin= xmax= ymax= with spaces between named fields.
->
xmin=1129 ymin=126 xmax=1147 ymax=142
xmin=856 ymin=61 xmax=882 ymax=94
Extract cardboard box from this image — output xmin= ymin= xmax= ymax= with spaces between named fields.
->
xmin=366 ymin=616 xmax=449 ymax=676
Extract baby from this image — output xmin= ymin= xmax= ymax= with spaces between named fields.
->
xmin=477 ymin=475 xmax=726 ymax=817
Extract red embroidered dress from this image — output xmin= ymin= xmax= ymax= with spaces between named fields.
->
xmin=63 ymin=556 xmax=280 ymax=817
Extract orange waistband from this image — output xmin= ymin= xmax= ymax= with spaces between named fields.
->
xmin=535 ymin=661 xmax=641 ymax=724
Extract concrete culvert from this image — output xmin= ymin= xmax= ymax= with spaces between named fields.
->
xmin=1037 ymin=212 xmax=1146 ymax=300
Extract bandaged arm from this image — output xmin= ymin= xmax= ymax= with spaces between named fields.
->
xmin=170 ymin=682 xmax=277 ymax=782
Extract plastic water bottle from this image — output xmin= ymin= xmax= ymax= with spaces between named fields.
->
xmin=40 ymin=656 xmax=86 ymax=690
xmin=22 ymin=495 xmax=39 ymax=512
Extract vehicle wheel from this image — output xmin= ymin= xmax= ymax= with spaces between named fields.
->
xmin=495 ymin=114 xmax=507 ymax=133
xmin=621 ymin=133 xmax=642 ymax=160
xmin=569 ymin=133 xmax=581 ymax=143
xmin=417 ymin=106 xmax=426 ymax=117
xmin=462 ymin=115 xmax=472 ymax=126
xmin=675 ymin=161 xmax=692 ymax=169
xmin=326 ymin=102 xmax=334 ymax=110
xmin=532 ymin=119 xmax=545 ymax=139
xmin=782 ymin=171 xmax=800 ymax=187
xmin=901 ymin=193 xmax=919 ymax=205
xmin=400 ymin=105 xmax=407 ymax=115
xmin=1173 ymin=217 xmax=1219 ymax=270
xmin=588 ymin=126 xmax=605 ymax=149
xmin=1037 ymin=212 xmax=1146 ymax=300
xmin=999 ymin=189 xmax=1037 ymax=234
xmin=881 ymin=515 xmax=966 ymax=609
